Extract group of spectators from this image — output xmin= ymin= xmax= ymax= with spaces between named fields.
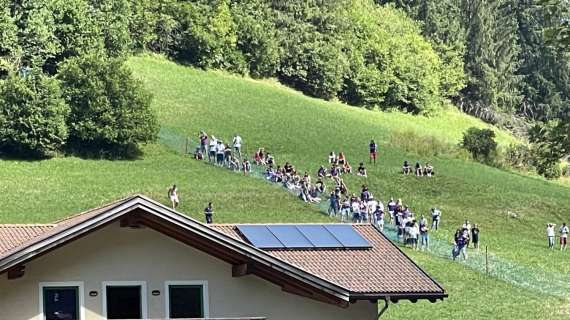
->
xmin=546 ymin=223 xmax=569 ymax=250
xmin=195 ymin=131 xmax=252 ymax=174
xmin=402 ymin=161 xmax=435 ymax=177
xmin=452 ymin=220 xmax=480 ymax=261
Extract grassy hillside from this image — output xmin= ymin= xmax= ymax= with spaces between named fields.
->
xmin=0 ymin=54 xmax=568 ymax=319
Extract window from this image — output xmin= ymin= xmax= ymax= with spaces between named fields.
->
xmin=165 ymin=281 xmax=209 ymax=319
xmin=39 ymin=282 xmax=84 ymax=320
xmin=102 ymin=281 xmax=147 ymax=319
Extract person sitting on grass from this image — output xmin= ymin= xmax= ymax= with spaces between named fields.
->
xmin=357 ymin=162 xmax=367 ymax=177
xmin=424 ymin=162 xmax=435 ymax=176
xmin=317 ymin=165 xmax=327 ymax=178
xmin=229 ymin=155 xmax=240 ymax=171
xmin=342 ymin=161 xmax=352 ymax=174
xmin=315 ymin=179 xmax=326 ymax=194
xmin=338 ymin=152 xmax=346 ymax=165
xmin=193 ymin=147 xmax=204 ymax=160
xmin=242 ymin=159 xmax=251 ymax=175
xmin=266 ymin=153 xmax=275 ymax=166
xmin=415 ymin=162 xmax=423 ymax=176
xmin=328 ymin=151 xmax=337 ymax=165
xmin=308 ymin=186 xmax=321 ymax=203
xmin=254 ymin=148 xmax=265 ymax=165
xmin=402 ymin=160 xmax=411 ymax=175
xmin=330 ymin=165 xmax=341 ymax=181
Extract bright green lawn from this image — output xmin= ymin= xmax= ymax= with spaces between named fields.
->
xmin=0 ymin=54 xmax=568 ymax=319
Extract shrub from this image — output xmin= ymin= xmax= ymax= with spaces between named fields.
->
xmin=461 ymin=127 xmax=497 ymax=162
xmin=562 ymin=164 xmax=570 ymax=177
xmin=0 ymin=72 xmax=69 ymax=158
xmin=504 ymin=144 xmax=534 ymax=169
xmin=58 ymin=54 xmax=159 ymax=157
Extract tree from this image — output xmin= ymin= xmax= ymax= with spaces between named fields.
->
xmin=461 ymin=127 xmax=498 ymax=162
xmin=0 ymin=3 xmax=20 ymax=77
xmin=462 ymin=0 xmax=523 ymax=122
xmin=58 ymin=55 xmax=158 ymax=157
xmin=90 ymin=0 xmax=132 ymax=57
xmin=0 ymin=72 xmax=69 ymax=158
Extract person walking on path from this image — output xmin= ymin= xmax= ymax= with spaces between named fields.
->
xmin=547 ymin=223 xmax=556 ymax=249
xmin=204 ymin=202 xmax=214 ymax=224
xmin=560 ymin=223 xmax=569 ymax=251
xmin=471 ymin=224 xmax=480 ymax=250
xmin=232 ymin=134 xmax=243 ymax=159
xmin=168 ymin=184 xmax=179 ymax=210
xmin=369 ymin=140 xmax=378 ymax=165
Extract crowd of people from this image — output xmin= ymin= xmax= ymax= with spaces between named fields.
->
xmin=546 ymin=223 xmax=569 ymax=250
xmin=195 ymin=131 xmax=252 ymax=174
xmin=402 ymin=160 xmax=435 ymax=177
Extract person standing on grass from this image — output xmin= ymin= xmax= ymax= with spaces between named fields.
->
xmin=204 ymin=202 xmax=214 ymax=224
xmin=408 ymin=221 xmax=419 ymax=250
xmin=369 ymin=140 xmax=378 ymax=164
xmin=199 ymin=131 xmax=208 ymax=155
xmin=420 ymin=219 xmax=429 ymax=251
xmin=471 ymin=224 xmax=480 ymax=250
xmin=431 ymin=208 xmax=441 ymax=231
xmin=208 ymin=136 xmax=217 ymax=163
xmin=453 ymin=229 xmax=468 ymax=261
xmin=232 ymin=134 xmax=242 ymax=159
xmin=328 ymin=189 xmax=340 ymax=217
xmin=560 ymin=223 xmax=569 ymax=251
xmin=216 ymin=140 xmax=225 ymax=166
xmin=168 ymin=185 xmax=179 ymax=210
xmin=547 ymin=223 xmax=556 ymax=249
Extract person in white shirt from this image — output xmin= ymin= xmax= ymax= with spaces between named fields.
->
xmin=167 ymin=185 xmax=179 ymax=209
xmin=546 ymin=224 xmax=556 ymax=249
xmin=408 ymin=222 xmax=419 ymax=250
xmin=208 ymin=136 xmax=217 ymax=163
xmin=232 ymin=134 xmax=242 ymax=159
xmin=560 ymin=223 xmax=569 ymax=251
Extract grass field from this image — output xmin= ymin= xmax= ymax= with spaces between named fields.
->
xmin=0 ymin=54 xmax=568 ymax=319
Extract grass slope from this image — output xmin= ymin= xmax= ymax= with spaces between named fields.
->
xmin=0 ymin=54 xmax=567 ymax=319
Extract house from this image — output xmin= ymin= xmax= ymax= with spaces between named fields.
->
xmin=0 ymin=195 xmax=446 ymax=320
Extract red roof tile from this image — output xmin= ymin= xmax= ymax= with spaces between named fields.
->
xmin=0 ymin=225 xmax=55 ymax=255
xmin=210 ymin=224 xmax=443 ymax=294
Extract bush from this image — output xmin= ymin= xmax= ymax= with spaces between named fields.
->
xmin=58 ymin=54 xmax=159 ymax=157
xmin=562 ymin=164 xmax=570 ymax=177
xmin=504 ymin=144 xmax=534 ymax=169
xmin=0 ymin=72 xmax=69 ymax=158
xmin=461 ymin=127 xmax=497 ymax=162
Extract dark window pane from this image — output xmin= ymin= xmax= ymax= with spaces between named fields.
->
xmin=106 ymin=286 xmax=142 ymax=319
xmin=43 ymin=287 xmax=79 ymax=320
xmin=169 ymin=285 xmax=203 ymax=319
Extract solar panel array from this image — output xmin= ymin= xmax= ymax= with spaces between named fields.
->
xmin=236 ymin=224 xmax=372 ymax=249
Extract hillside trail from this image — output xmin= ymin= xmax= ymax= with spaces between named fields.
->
xmin=160 ymin=127 xmax=570 ymax=299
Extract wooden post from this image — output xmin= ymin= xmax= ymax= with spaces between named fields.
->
xmin=485 ymin=245 xmax=489 ymax=275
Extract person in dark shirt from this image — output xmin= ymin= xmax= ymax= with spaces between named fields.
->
xmin=402 ymin=161 xmax=411 ymax=175
xmin=369 ymin=140 xmax=378 ymax=164
xmin=204 ymin=202 xmax=214 ymax=224
xmin=471 ymin=224 xmax=480 ymax=249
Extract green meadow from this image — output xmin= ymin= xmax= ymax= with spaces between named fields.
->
xmin=0 ymin=54 xmax=568 ymax=319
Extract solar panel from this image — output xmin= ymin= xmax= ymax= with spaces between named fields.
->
xmin=324 ymin=225 xmax=371 ymax=248
xmin=296 ymin=225 xmax=343 ymax=248
xmin=267 ymin=225 xmax=314 ymax=248
xmin=236 ymin=225 xmax=284 ymax=249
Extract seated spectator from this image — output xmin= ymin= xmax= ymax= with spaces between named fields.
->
xmin=315 ymin=179 xmax=326 ymax=194
xmin=338 ymin=152 xmax=346 ymax=165
xmin=266 ymin=153 xmax=275 ymax=166
xmin=242 ymin=159 xmax=251 ymax=175
xmin=193 ymin=147 xmax=204 ymax=160
xmin=229 ymin=155 xmax=240 ymax=171
xmin=317 ymin=165 xmax=327 ymax=178
xmin=302 ymin=172 xmax=311 ymax=186
xmin=254 ymin=149 xmax=264 ymax=165
xmin=402 ymin=160 xmax=411 ymax=175
xmin=424 ymin=163 xmax=434 ymax=176
xmin=308 ymin=186 xmax=321 ymax=203
xmin=357 ymin=162 xmax=367 ymax=177
xmin=360 ymin=185 xmax=371 ymax=202
xmin=328 ymin=151 xmax=337 ymax=165
xmin=342 ymin=161 xmax=352 ymax=174
xmin=415 ymin=162 xmax=423 ymax=176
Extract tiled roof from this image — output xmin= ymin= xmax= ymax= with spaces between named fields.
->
xmin=0 ymin=197 xmax=444 ymax=297
xmin=0 ymin=224 xmax=55 ymax=255
xmin=210 ymin=224 xmax=443 ymax=294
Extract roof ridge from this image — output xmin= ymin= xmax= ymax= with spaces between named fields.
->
xmin=53 ymin=194 xmax=140 ymax=225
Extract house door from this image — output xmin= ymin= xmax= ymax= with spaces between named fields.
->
xmin=42 ymin=287 xmax=79 ymax=320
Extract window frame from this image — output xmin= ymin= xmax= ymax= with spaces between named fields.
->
xmin=39 ymin=281 xmax=85 ymax=320
xmin=101 ymin=281 xmax=148 ymax=320
xmin=164 ymin=280 xmax=209 ymax=319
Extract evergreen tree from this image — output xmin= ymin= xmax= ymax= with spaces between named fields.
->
xmin=462 ymin=0 xmax=523 ymax=122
